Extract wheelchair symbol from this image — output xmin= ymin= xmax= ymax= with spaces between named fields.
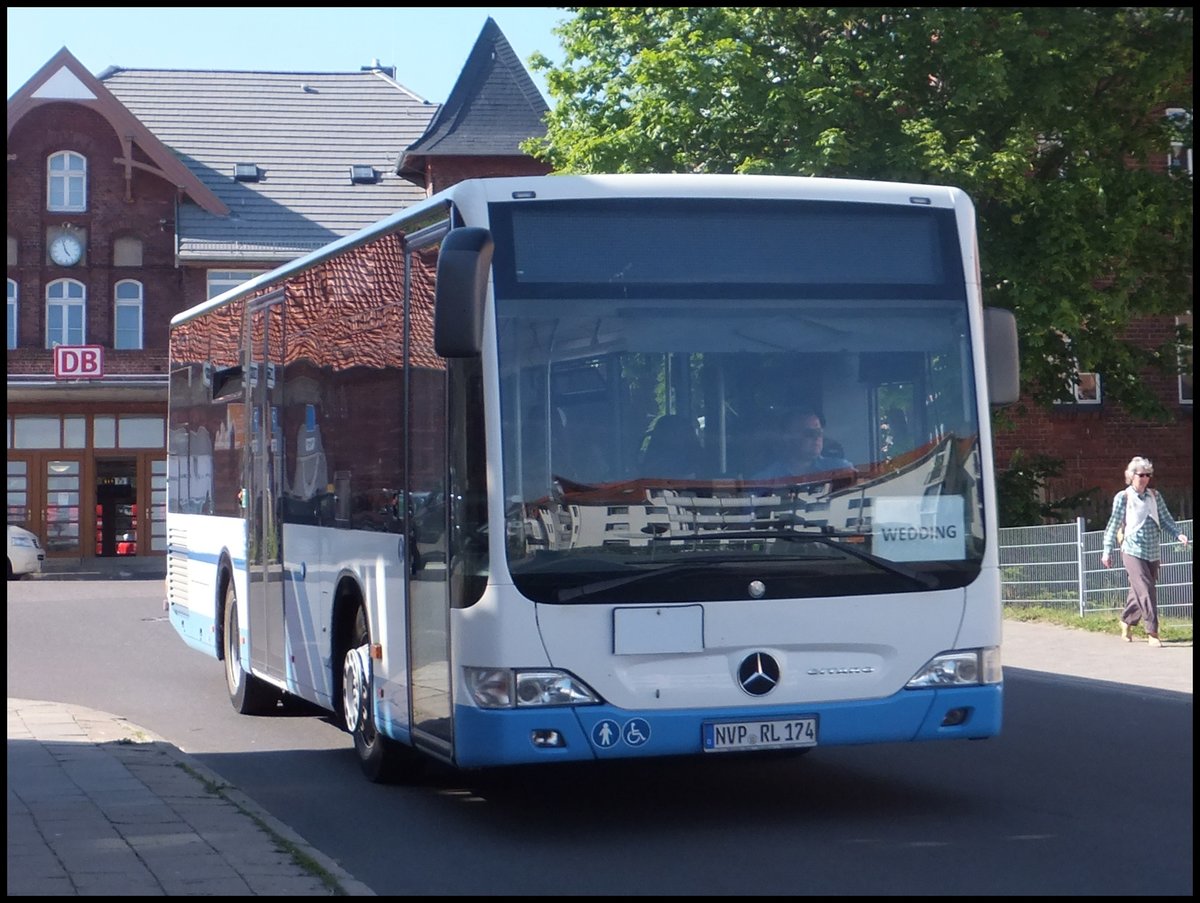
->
xmin=623 ymin=718 xmax=650 ymax=747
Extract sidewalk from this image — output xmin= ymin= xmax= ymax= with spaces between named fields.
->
xmin=1001 ymin=618 xmax=1192 ymax=695
xmin=6 ymin=699 xmax=373 ymax=896
xmin=34 ymin=556 xmax=167 ymax=582
xmin=7 ymin=620 xmax=1191 ymax=896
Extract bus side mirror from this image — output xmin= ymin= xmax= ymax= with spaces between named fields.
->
xmin=435 ymin=227 xmax=494 ymax=358
xmin=984 ymin=307 xmax=1020 ymax=405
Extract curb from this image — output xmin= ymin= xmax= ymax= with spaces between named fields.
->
xmin=154 ymin=744 xmax=376 ymax=897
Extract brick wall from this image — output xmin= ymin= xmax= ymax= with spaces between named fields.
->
xmin=427 ymin=156 xmax=553 ymax=194
xmin=993 ymin=313 xmax=1193 ymax=523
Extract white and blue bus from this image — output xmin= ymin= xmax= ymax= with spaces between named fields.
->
xmin=166 ymin=174 xmax=1020 ymax=781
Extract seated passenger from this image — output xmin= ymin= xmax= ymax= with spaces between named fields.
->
xmin=639 ymin=413 xmax=705 ymax=479
xmin=753 ymin=408 xmax=854 ymax=479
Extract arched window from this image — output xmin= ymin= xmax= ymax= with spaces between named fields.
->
xmin=7 ymin=278 xmax=17 ymax=349
xmin=45 ymin=278 xmax=86 ymax=347
xmin=114 ymin=279 xmax=144 ymax=349
xmin=47 ymin=151 xmax=87 ymax=212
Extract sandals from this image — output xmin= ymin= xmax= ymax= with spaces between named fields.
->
xmin=1119 ymin=621 xmax=1163 ymax=646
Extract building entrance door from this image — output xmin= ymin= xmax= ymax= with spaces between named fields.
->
xmin=43 ymin=458 xmax=83 ymax=556
xmin=96 ymin=458 xmax=138 ymax=557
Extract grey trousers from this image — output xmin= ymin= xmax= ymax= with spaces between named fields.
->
xmin=1121 ymin=554 xmax=1161 ymax=636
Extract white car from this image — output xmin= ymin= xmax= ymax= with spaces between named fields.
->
xmin=7 ymin=525 xmax=44 ymax=580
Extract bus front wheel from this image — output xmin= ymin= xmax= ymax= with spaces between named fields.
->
xmin=222 ymin=580 xmax=277 ymax=715
xmin=343 ymin=606 xmax=422 ymax=783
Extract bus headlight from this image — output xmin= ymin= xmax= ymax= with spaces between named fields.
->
xmin=464 ymin=667 xmax=600 ymax=709
xmin=464 ymin=668 xmax=513 ymax=708
xmin=515 ymin=671 xmax=599 ymax=707
xmin=905 ymin=647 xmax=1001 ymax=688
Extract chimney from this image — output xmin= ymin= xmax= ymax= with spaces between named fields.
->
xmin=361 ymin=59 xmax=396 ymax=79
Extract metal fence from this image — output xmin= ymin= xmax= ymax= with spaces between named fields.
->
xmin=999 ymin=518 xmax=1193 ymax=621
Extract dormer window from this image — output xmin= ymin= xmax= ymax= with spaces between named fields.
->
xmin=233 ymin=163 xmax=260 ymax=182
xmin=349 ymin=165 xmax=378 ymax=184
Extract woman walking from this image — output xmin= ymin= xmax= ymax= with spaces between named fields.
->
xmin=1100 ymin=457 xmax=1190 ymax=646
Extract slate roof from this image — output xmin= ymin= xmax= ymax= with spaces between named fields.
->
xmin=100 ymin=66 xmax=438 ymax=261
xmin=399 ymin=17 xmax=549 ymax=175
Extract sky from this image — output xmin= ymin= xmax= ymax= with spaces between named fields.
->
xmin=6 ymin=7 xmax=568 ymax=103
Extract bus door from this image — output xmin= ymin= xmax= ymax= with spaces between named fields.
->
xmin=406 ymin=239 xmax=453 ymax=754
xmin=246 ymin=292 xmax=287 ymax=679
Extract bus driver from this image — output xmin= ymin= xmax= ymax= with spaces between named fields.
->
xmin=753 ymin=407 xmax=854 ymax=480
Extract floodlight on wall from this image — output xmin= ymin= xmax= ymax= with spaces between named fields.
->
xmin=349 ymin=165 xmax=378 ymax=184
xmin=233 ymin=163 xmax=260 ymax=182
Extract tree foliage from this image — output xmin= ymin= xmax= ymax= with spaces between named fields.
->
xmin=527 ymin=7 xmax=1193 ymax=420
xmin=994 ymin=449 xmax=1100 ymax=527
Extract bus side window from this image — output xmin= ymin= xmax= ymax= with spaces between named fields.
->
xmin=211 ymin=365 xmax=244 ymax=400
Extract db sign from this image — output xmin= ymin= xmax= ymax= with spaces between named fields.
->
xmin=54 ymin=345 xmax=105 ymax=379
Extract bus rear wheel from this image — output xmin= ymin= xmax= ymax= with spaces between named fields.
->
xmin=222 ymin=580 xmax=277 ymax=715
xmin=343 ymin=606 xmax=423 ymax=783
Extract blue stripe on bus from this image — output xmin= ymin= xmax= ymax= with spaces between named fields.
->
xmin=450 ymin=685 xmax=1001 ymax=767
xmin=174 ymin=549 xmax=242 ymax=568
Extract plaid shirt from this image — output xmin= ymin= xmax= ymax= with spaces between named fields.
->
xmin=1101 ymin=488 xmax=1184 ymax=562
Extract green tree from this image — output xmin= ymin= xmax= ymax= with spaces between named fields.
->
xmin=528 ymin=7 xmax=1193 ymax=420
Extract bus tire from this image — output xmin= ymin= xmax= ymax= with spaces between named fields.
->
xmin=222 ymin=580 xmax=277 ymax=715
xmin=343 ymin=605 xmax=423 ymax=783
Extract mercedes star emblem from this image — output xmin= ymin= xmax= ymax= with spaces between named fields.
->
xmin=737 ymin=652 xmax=781 ymax=696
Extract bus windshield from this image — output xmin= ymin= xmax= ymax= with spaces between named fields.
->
xmin=493 ymin=196 xmax=983 ymax=604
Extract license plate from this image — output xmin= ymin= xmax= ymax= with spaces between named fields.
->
xmin=702 ymin=717 xmax=818 ymax=752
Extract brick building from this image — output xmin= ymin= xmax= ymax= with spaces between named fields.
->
xmin=7 ymin=18 xmax=549 ymax=564
xmin=992 ymin=312 xmax=1192 ymax=527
